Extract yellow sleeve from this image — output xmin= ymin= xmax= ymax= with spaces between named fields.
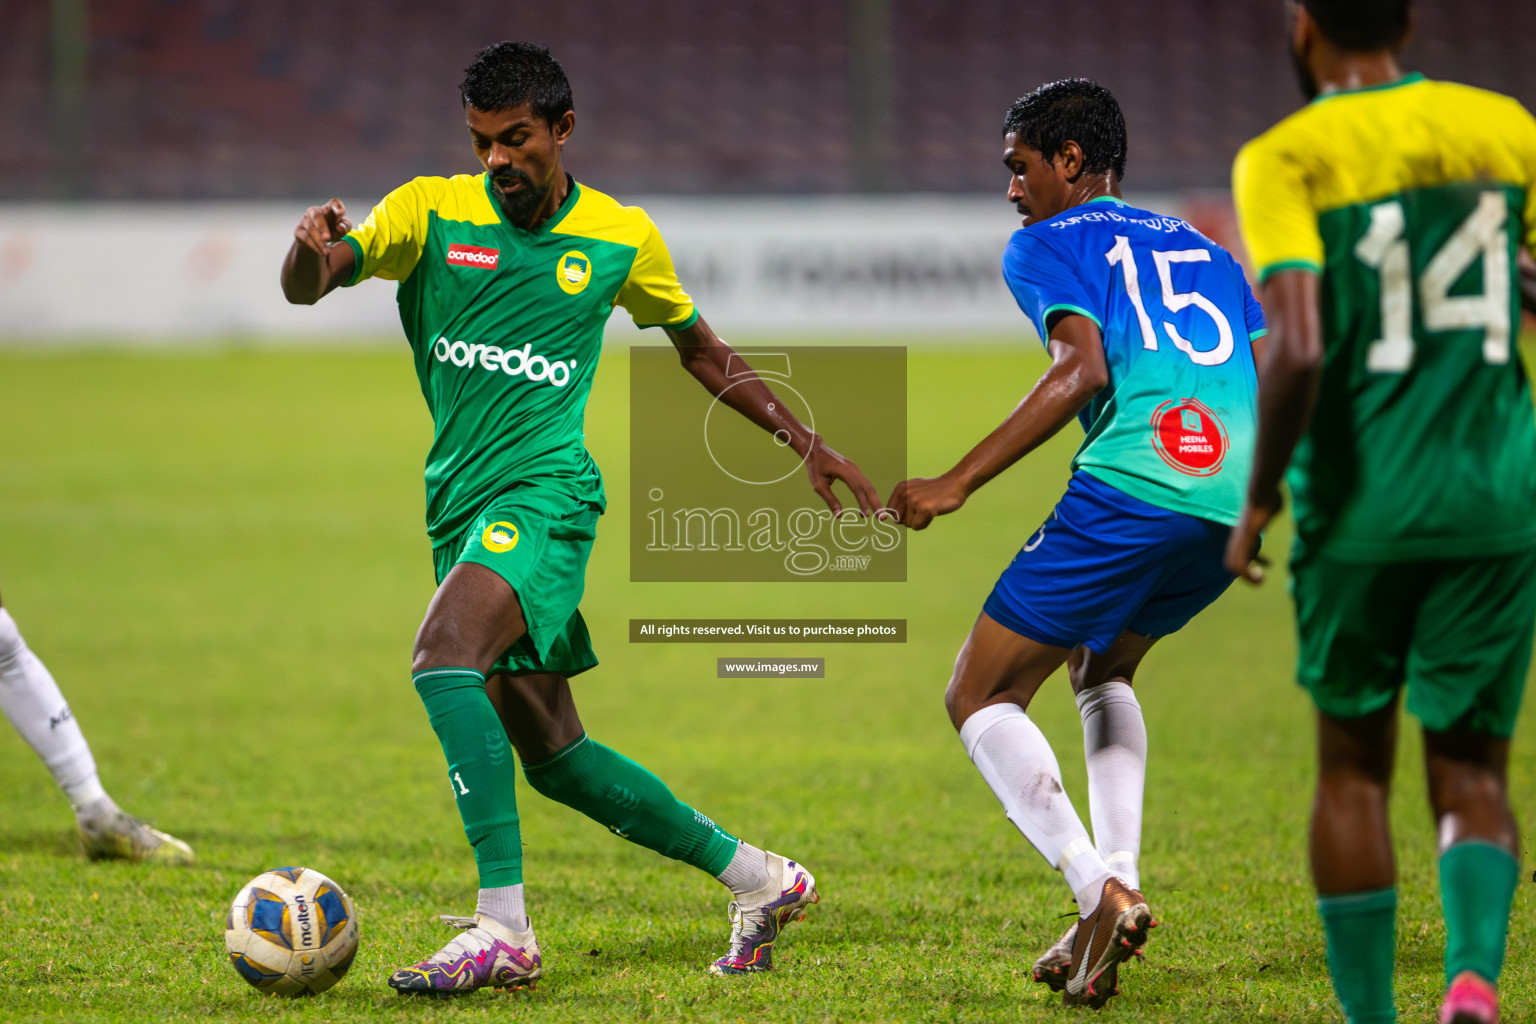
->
xmin=613 ymin=213 xmax=698 ymax=330
xmin=341 ymin=177 xmax=438 ymax=285
xmin=1232 ymin=134 xmax=1324 ymax=283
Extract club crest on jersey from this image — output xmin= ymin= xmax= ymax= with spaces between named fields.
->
xmin=481 ymin=521 xmax=519 ymax=553
xmin=556 ymin=250 xmax=592 ymax=294
xmin=446 ymin=244 xmax=499 ymax=270
xmin=1150 ymin=398 xmax=1228 ymax=476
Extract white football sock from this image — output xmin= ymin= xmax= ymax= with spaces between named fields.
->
xmin=0 ymin=608 xmax=108 ymax=811
xmin=1077 ymin=680 xmax=1146 ymax=892
xmin=715 ymin=840 xmax=771 ymax=896
xmin=476 ymin=883 xmax=528 ymax=932
xmin=960 ymin=702 xmax=1113 ymax=915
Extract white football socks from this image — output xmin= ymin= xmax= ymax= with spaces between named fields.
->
xmin=1077 ymin=680 xmax=1146 ymax=892
xmin=715 ymin=839 xmax=772 ymax=896
xmin=960 ymin=702 xmax=1113 ymax=916
xmin=476 ymin=884 xmax=528 ymax=932
xmin=0 ymin=608 xmax=108 ymax=812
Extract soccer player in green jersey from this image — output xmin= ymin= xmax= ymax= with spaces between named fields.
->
xmin=1228 ymin=3 xmax=1536 ymax=1022
xmin=280 ymin=42 xmax=878 ymax=994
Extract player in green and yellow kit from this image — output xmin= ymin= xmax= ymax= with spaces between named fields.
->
xmin=1227 ymin=3 xmax=1536 ymax=1022
xmin=280 ymin=42 xmax=879 ymax=994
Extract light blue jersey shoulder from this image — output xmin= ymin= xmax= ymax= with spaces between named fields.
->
xmin=1001 ymin=196 xmax=1264 ymax=526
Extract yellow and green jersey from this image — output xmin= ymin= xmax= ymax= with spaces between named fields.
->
xmin=342 ymin=173 xmax=697 ymax=544
xmin=1234 ymin=73 xmax=1536 ymax=562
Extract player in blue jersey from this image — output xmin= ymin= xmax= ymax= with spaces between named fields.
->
xmin=890 ymin=79 xmax=1263 ymax=1009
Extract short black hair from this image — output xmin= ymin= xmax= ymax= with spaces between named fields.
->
xmin=1301 ymin=0 xmax=1411 ymax=51
xmin=1003 ymin=78 xmax=1127 ymax=181
xmin=460 ymin=42 xmax=573 ymax=124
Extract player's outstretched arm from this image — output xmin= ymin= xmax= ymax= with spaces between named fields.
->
xmin=664 ymin=316 xmax=881 ymax=516
xmin=1223 ymin=270 xmax=1323 ymax=583
xmin=280 ymin=199 xmax=356 ymax=305
xmin=889 ymin=314 xmax=1106 ymax=531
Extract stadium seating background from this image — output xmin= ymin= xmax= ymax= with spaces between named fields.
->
xmin=3 ymin=0 xmax=1534 ymax=200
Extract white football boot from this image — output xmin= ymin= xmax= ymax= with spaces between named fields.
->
xmin=388 ymin=913 xmax=541 ymax=995
xmin=709 ymin=851 xmax=819 ymax=975
xmin=77 ymin=801 xmax=194 ymax=865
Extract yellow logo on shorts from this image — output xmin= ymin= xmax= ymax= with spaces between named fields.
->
xmin=481 ymin=521 xmax=519 ymax=553
xmin=556 ymin=250 xmax=592 ymax=295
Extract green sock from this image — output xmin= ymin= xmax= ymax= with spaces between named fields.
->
xmin=1317 ymin=888 xmax=1397 ymax=1024
xmin=413 ymin=668 xmax=522 ymax=887
xmin=1440 ymin=840 xmax=1518 ymax=986
xmin=523 ymin=734 xmax=739 ymax=875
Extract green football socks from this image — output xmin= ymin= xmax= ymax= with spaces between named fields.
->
xmin=1439 ymin=840 xmax=1518 ymax=986
xmin=1317 ymin=887 xmax=1398 ymax=1024
xmin=413 ymin=668 xmax=523 ymax=888
xmin=523 ymin=733 xmax=739 ymax=875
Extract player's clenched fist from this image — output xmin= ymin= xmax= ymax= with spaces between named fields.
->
xmin=281 ymin=198 xmax=358 ymax=305
xmin=294 ymin=199 xmax=352 ymax=253
xmin=1223 ymin=488 xmax=1277 ymax=584
xmin=888 ymin=474 xmax=968 ymax=531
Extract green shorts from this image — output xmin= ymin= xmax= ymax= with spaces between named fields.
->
xmin=1291 ymin=549 xmax=1536 ymax=736
xmin=432 ymin=487 xmax=602 ymax=678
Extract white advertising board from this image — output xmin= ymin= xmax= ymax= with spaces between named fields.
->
xmin=0 ymin=194 xmax=1234 ymax=344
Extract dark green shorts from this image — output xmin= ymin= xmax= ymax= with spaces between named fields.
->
xmin=1291 ymin=549 xmax=1536 ymax=736
xmin=432 ymin=487 xmax=602 ymax=678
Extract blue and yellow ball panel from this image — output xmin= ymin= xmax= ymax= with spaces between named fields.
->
xmin=269 ymin=866 xmax=306 ymax=883
xmin=229 ymin=952 xmax=286 ymax=991
xmin=315 ymin=884 xmax=349 ymax=945
xmin=246 ymin=887 xmax=291 ymax=949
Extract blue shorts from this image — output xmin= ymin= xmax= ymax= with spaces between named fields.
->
xmin=982 ymin=473 xmax=1236 ymax=654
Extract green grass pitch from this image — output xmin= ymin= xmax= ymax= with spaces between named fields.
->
xmin=0 ymin=343 xmax=1531 ymax=1023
